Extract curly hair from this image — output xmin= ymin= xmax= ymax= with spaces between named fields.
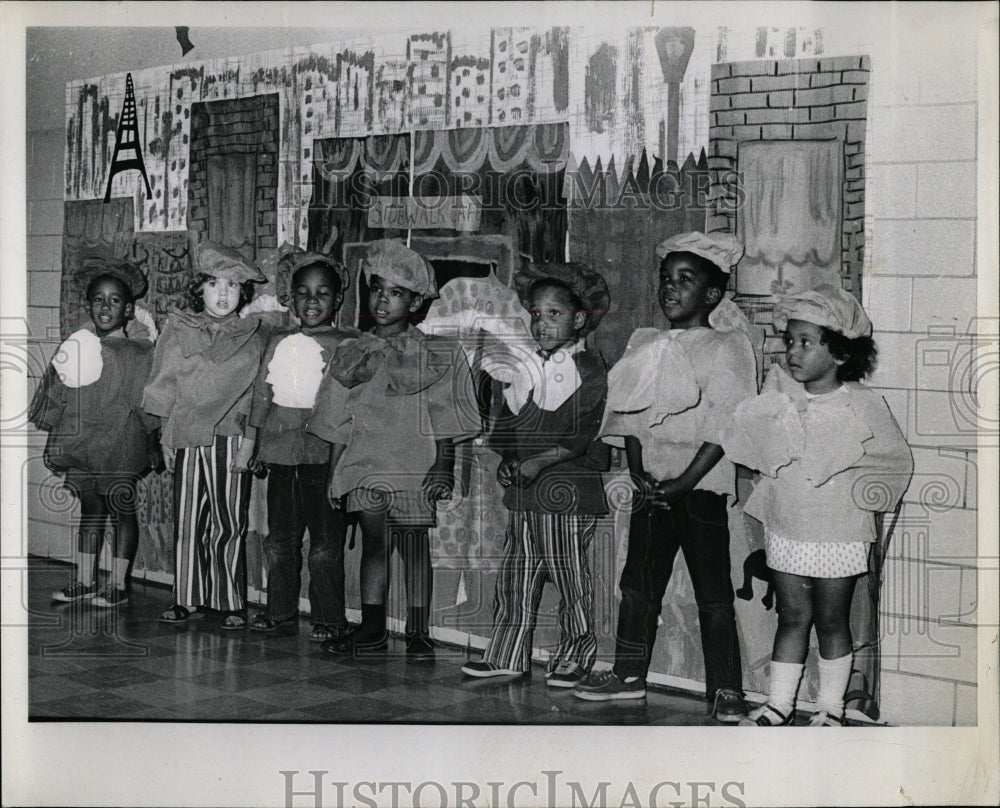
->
xmin=186 ymin=272 xmax=256 ymax=313
xmin=821 ymin=328 xmax=878 ymax=382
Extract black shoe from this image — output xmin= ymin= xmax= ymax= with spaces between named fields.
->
xmin=406 ymin=633 xmax=435 ymax=662
xmin=322 ymin=627 xmax=389 ymax=657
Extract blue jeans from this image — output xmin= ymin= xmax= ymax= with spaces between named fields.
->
xmin=263 ymin=463 xmax=348 ymax=628
xmin=613 ymin=490 xmax=743 ymax=700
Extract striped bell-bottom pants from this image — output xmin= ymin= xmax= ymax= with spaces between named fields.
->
xmin=172 ymin=436 xmax=251 ymax=612
xmin=483 ymin=510 xmax=597 ymax=674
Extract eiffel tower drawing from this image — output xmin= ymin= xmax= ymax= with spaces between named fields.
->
xmin=104 ymin=73 xmax=153 ymax=203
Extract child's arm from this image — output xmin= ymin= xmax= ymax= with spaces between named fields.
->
xmin=422 ymin=438 xmax=457 ymax=502
xmin=142 ymin=321 xmax=181 ymax=472
xmin=851 ymin=391 xmax=914 ymax=511
xmin=651 ymin=331 xmax=756 ymax=507
xmin=231 ymin=431 xmax=257 ymax=473
xmin=651 ymin=442 xmax=725 ymax=508
xmin=326 ymin=442 xmax=348 ymax=508
xmin=28 ymin=364 xmax=66 ymax=433
xmin=28 ymin=365 xmax=67 ymax=471
xmin=516 ymin=365 xmax=608 ymax=485
xmin=247 ymin=335 xmax=280 ymax=438
xmin=624 ymin=435 xmax=658 ymax=502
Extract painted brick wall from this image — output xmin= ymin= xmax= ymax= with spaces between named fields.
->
xmin=188 ymin=94 xmax=280 ymax=253
xmin=708 ymin=55 xmax=869 ymax=297
xmin=862 ymin=29 xmax=981 ymax=726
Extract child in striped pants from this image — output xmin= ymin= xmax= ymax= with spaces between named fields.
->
xmin=142 ymin=241 xmax=268 ymax=630
xmin=461 ymin=262 xmax=611 ymax=688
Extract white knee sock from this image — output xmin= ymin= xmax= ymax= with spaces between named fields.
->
xmin=110 ymin=558 xmax=130 ymax=589
xmin=76 ymin=551 xmax=97 ymax=586
xmin=768 ymin=660 xmax=804 ymax=715
xmin=814 ymin=652 xmax=853 ymax=718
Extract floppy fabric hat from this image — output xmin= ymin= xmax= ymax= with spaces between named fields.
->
xmin=279 ymin=250 xmax=350 ymax=295
xmin=513 ymin=261 xmax=611 ymax=336
xmin=773 ymin=283 xmax=872 ymax=339
xmin=196 ymin=241 xmax=267 ymax=283
xmin=655 ymin=230 xmax=744 ymax=273
xmin=74 ymin=253 xmax=149 ymax=299
xmin=362 ymin=239 xmax=438 ymax=298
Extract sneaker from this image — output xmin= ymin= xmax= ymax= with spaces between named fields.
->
xmin=710 ymin=688 xmax=749 ymax=723
xmin=573 ymin=670 xmax=646 ymax=701
xmin=461 ymin=660 xmax=524 ymax=678
xmin=808 ymin=710 xmax=844 ymax=727
xmin=739 ymin=703 xmax=792 ymax=726
xmin=406 ymin=634 xmax=436 ymax=662
xmin=91 ymin=587 xmax=128 ymax=608
xmin=546 ymin=662 xmax=587 ymax=689
xmin=51 ymin=582 xmax=96 ymax=603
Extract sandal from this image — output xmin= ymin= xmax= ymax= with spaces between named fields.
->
xmin=250 ymin=614 xmax=296 ymax=632
xmin=220 ymin=611 xmax=247 ymax=631
xmin=808 ymin=710 xmax=844 ymax=727
xmin=309 ymin=623 xmax=350 ymax=642
xmin=158 ymin=605 xmax=203 ymax=624
xmin=739 ymin=703 xmax=792 ymax=726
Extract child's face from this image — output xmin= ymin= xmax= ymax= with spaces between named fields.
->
xmin=202 ymin=274 xmax=241 ymax=318
xmin=783 ymin=319 xmax=844 ymax=392
xmin=529 ymin=286 xmax=586 ymax=353
xmin=293 ymin=265 xmax=342 ymax=330
xmin=368 ymin=274 xmax=422 ymax=331
xmin=658 ymin=256 xmax=721 ymax=328
xmin=87 ymin=276 xmax=133 ymax=336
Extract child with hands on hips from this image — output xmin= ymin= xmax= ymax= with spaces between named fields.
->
xmin=461 ymin=263 xmax=611 ymax=687
xmin=308 ymin=239 xmax=479 ymax=660
xmin=574 ymin=231 xmax=757 ymax=723
xmin=142 ymin=241 xmax=268 ymax=629
xmin=247 ymin=252 xmax=360 ymax=641
xmin=722 ymin=285 xmax=912 ymax=726
xmin=30 ymin=255 xmax=162 ymax=608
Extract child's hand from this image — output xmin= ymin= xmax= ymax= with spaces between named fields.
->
xmin=327 ymin=479 xmax=344 ymax=509
xmin=422 ymin=464 xmax=455 ymax=503
xmin=148 ymin=444 xmax=166 ymax=474
xmin=230 ymin=438 xmax=255 ymax=473
xmin=162 ymin=446 xmax=176 ymax=474
xmin=631 ymin=471 xmax=659 ymax=500
xmin=515 ymin=456 xmax=546 ymax=486
xmin=497 ymin=458 xmax=519 ymax=487
xmin=650 ymin=477 xmax=689 ymax=510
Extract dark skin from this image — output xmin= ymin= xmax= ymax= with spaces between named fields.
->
xmin=497 ymin=284 xmax=589 ymax=489
xmin=84 ymin=275 xmax=163 ymax=473
xmin=323 ymin=274 xmax=449 ymax=625
xmin=631 ymin=255 xmax=727 ymax=509
xmin=326 ymin=275 xmax=455 ymax=507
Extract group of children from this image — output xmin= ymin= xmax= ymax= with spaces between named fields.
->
xmin=32 ymin=230 xmax=912 ymax=726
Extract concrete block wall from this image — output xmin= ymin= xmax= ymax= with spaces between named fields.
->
xmin=26 ymin=128 xmax=73 ymax=562
xmin=862 ymin=27 xmax=982 ymax=726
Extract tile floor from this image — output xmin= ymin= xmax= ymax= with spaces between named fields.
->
xmin=26 ymin=557 xmax=724 ymax=724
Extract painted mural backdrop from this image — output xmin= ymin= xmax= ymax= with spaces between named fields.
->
xmin=65 ymin=25 xmax=825 ymax=247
